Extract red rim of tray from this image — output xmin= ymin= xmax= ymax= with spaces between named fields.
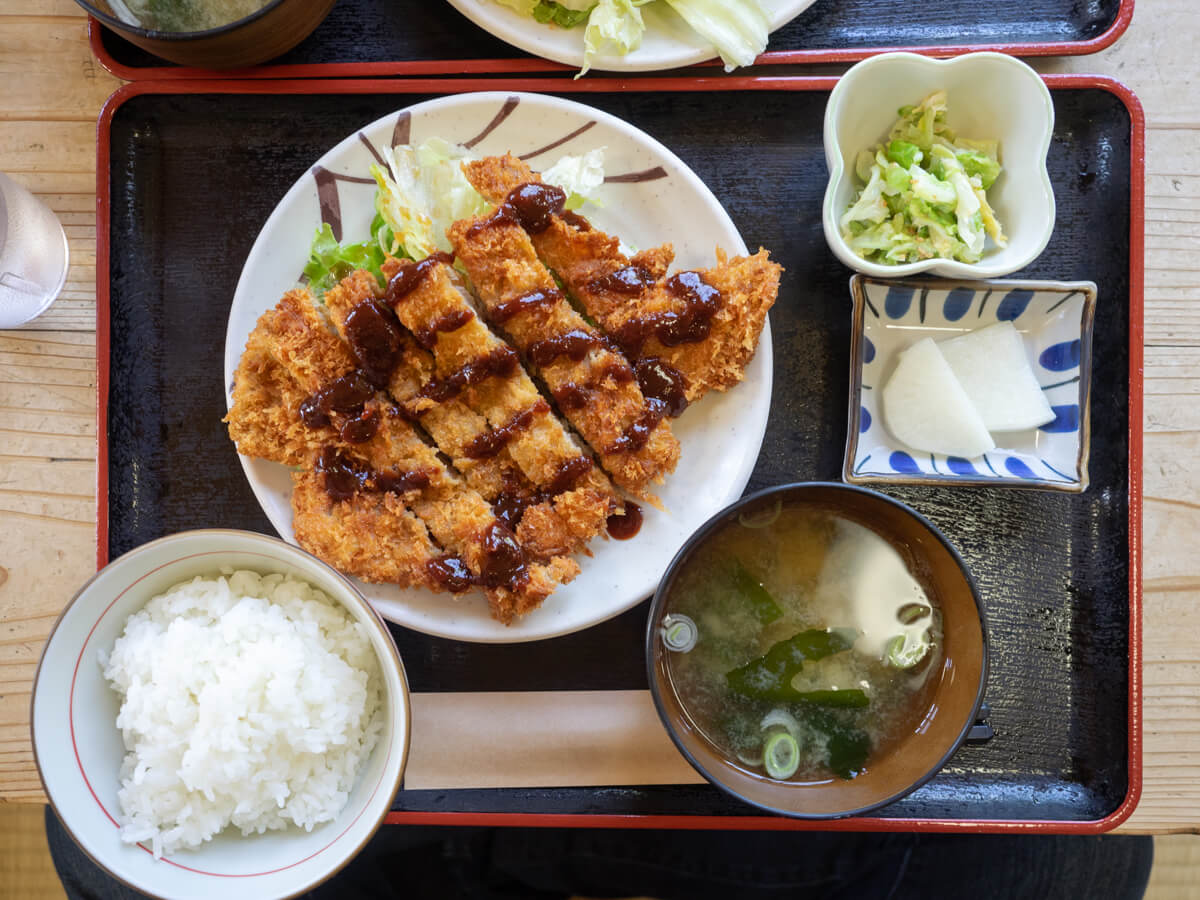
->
xmin=95 ymin=73 xmax=1144 ymax=835
xmin=86 ymin=1 xmax=1135 ymax=81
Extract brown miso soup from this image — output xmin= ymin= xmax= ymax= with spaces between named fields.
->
xmin=659 ymin=500 xmax=943 ymax=783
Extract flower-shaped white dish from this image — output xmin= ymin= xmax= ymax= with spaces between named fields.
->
xmin=32 ymin=530 xmax=410 ymax=900
xmin=822 ymin=52 xmax=1055 ymax=279
xmin=844 ymin=276 xmax=1096 ymax=491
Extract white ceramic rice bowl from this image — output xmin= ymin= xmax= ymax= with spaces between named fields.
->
xmin=31 ymin=530 xmax=410 ymax=900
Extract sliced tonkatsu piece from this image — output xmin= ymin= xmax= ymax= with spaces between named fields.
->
xmin=320 ymin=270 xmax=513 ymax=500
xmin=291 ymin=468 xmax=441 ymax=589
xmin=226 ymin=343 xmax=319 ymax=467
xmin=462 ymin=155 xmax=782 ymax=405
xmin=448 ymin=206 xmax=680 ymax=502
xmin=235 ymin=287 xmax=575 ymax=622
xmin=378 ymin=254 xmax=619 ymax=557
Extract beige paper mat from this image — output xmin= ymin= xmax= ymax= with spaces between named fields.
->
xmin=405 ymin=690 xmax=706 ymax=790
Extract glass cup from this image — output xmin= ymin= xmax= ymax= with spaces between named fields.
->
xmin=0 ymin=172 xmax=70 ymax=329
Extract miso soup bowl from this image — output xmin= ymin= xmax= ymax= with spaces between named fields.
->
xmin=646 ymin=482 xmax=988 ymax=819
xmin=77 ymin=0 xmax=337 ymax=69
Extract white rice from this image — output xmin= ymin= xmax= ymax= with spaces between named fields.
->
xmin=100 ymin=569 xmax=383 ymax=857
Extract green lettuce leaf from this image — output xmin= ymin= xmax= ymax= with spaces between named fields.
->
xmin=533 ymin=0 xmax=595 ymax=27
xmin=303 ymin=220 xmax=390 ymax=297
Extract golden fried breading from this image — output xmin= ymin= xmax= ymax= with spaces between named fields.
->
xmin=322 ymin=270 xmax=516 ymax=502
xmin=379 ymin=255 xmax=619 ymax=556
xmin=462 ymin=155 xmax=781 ymax=402
xmin=225 ymin=344 xmax=317 ymax=467
xmin=229 ymin=285 xmax=575 ymax=619
xmin=448 ymin=214 xmax=680 ymax=503
xmin=291 ymin=468 xmax=440 ymax=587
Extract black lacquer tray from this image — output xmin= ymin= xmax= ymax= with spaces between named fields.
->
xmin=89 ymin=0 xmax=1132 ymax=80
xmin=97 ymin=77 xmax=1143 ymax=832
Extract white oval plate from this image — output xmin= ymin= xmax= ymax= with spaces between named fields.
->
xmin=445 ymin=0 xmax=819 ymax=72
xmin=224 ymin=91 xmax=772 ymax=643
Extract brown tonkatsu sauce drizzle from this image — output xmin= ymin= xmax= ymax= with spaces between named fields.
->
xmin=413 ymin=346 xmax=520 ymax=406
xmin=588 ymin=264 xmax=654 ymax=297
xmin=550 ymin=358 xmax=635 ymax=412
xmin=384 ymin=251 xmax=455 ymax=305
xmin=344 ymin=299 xmax=405 ymax=388
xmin=560 ymin=210 xmax=591 ymax=232
xmin=606 ymin=501 xmax=643 ymax=540
xmin=464 ymin=399 xmax=550 ymax=460
xmin=425 ymin=555 xmax=474 ymax=593
xmin=606 ymin=402 xmax=667 ymax=455
xmin=299 ymin=371 xmax=374 ymax=429
xmin=411 ymin=307 xmax=474 ymax=349
xmin=492 ymin=287 xmax=563 ymax=323
xmin=425 ymin=522 xmax=531 ymax=593
xmin=316 ymin=446 xmax=431 ymax=504
xmin=635 ymin=357 xmax=689 ymax=418
xmin=528 ymin=328 xmax=607 ymax=367
xmin=612 ymin=270 xmax=723 ymax=358
xmin=338 ymin=407 xmax=381 ymax=444
xmin=492 ymin=456 xmax=595 ymax=531
xmin=468 ymin=182 xmax=567 ymax=239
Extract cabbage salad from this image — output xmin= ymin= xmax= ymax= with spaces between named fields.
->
xmin=494 ymin=0 xmax=770 ymax=74
xmin=304 ymin=138 xmax=607 ymax=296
xmin=840 ymin=91 xmax=1007 ymax=266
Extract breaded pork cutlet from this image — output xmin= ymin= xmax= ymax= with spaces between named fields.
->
xmin=323 ymin=269 xmax=611 ymax=560
xmin=376 ymin=255 xmax=619 ymax=558
xmin=448 ymin=208 xmax=680 ymax=503
xmin=463 ymin=155 xmax=782 ymax=405
xmin=228 ymin=288 xmax=575 ymax=622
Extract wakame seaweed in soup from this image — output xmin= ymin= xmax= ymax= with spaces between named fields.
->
xmin=661 ymin=501 xmax=943 ymax=782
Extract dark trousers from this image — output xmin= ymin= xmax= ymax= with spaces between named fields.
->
xmin=46 ymin=806 xmax=1154 ymax=900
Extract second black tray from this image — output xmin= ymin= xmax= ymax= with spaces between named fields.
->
xmin=91 ymin=0 xmax=1131 ymax=79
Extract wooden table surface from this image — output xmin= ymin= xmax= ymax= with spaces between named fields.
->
xmin=0 ymin=1 xmax=1196 ymax=833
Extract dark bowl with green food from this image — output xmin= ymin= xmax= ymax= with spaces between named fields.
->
xmin=76 ymin=0 xmax=337 ymax=68
xmin=646 ymin=482 xmax=987 ymax=819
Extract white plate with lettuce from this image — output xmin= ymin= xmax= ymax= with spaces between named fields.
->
xmin=447 ymin=0 xmax=818 ymax=74
xmin=224 ymin=92 xmax=772 ymax=643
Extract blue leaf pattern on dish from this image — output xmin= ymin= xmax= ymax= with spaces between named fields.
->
xmin=1004 ymin=457 xmax=1038 ymax=479
xmin=863 ymin=336 xmax=876 ymax=364
xmin=996 ymin=289 xmax=1034 ymax=321
xmin=860 ymin=407 xmax=871 ymax=433
xmin=942 ymin=288 xmax=975 ymax=322
xmin=1040 ymin=405 xmax=1080 ymax=433
xmin=1039 ymin=339 xmax=1080 ymax=372
xmin=889 ymin=451 xmax=919 ymax=473
xmin=884 ymin=287 xmax=914 ymax=320
xmin=946 ymin=456 xmax=978 ymax=475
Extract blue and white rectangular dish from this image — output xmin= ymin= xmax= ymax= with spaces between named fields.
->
xmin=844 ymin=276 xmax=1096 ymax=491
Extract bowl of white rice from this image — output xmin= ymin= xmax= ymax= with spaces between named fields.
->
xmin=31 ymin=529 xmax=410 ymax=900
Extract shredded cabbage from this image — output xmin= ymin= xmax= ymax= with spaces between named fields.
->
xmin=841 ymin=92 xmax=1005 ymax=265
xmin=662 ymin=0 xmax=768 ymax=71
xmin=328 ymin=139 xmax=610 ymax=272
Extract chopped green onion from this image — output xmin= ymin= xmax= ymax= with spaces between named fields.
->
xmin=763 ymin=731 xmax=801 ymax=779
xmin=885 ymin=631 xmax=931 ymax=669
xmin=760 ymin=708 xmax=800 ymax=737
xmin=738 ymin=496 xmax=782 ymax=529
xmin=897 ymin=602 xmax=932 ymax=625
xmin=661 ymin=614 xmax=698 ymax=652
